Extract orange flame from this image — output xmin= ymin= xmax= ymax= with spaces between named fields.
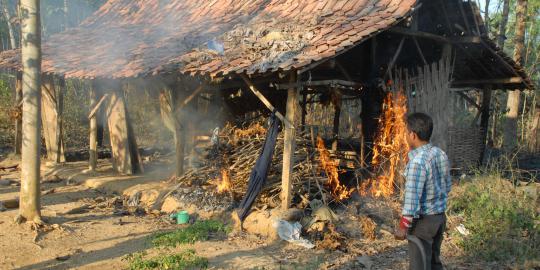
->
xmin=217 ymin=169 xmax=232 ymax=194
xmin=317 ymin=137 xmax=354 ymax=201
xmin=361 ymin=91 xmax=409 ymax=197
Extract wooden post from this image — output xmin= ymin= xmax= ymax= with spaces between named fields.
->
xmin=56 ymin=76 xmax=65 ymax=163
xmin=480 ymin=88 xmax=492 ymax=163
xmin=159 ymin=88 xmax=185 ymax=177
xmin=332 ymin=91 xmax=342 ymax=151
xmin=301 ymin=92 xmax=307 ymax=132
xmin=88 ymin=82 xmax=99 ymax=171
xmin=281 ymin=72 xmax=299 ymax=210
xmin=14 ymin=72 xmax=22 ymax=155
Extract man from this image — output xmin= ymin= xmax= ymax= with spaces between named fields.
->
xmin=394 ymin=113 xmax=452 ymax=270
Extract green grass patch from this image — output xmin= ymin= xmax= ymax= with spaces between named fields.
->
xmin=152 ymin=220 xmax=230 ymax=247
xmin=125 ymin=249 xmax=208 ymax=270
xmin=448 ymin=176 xmax=540 ymax=263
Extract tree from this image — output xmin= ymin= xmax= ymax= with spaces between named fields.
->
xmin=503 ymin=0 xmax=528 ymax=151
xmin=16 ymin=0 xmax=42 ymax=225
xmin=497 ymin=0 xmax=511 ymax=49
xmin=2 ymin=0 xmax=17 ymax=49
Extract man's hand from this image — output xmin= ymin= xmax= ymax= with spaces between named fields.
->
xmin=394 ymin=216 xmax=412 ymax=241
xmin=394 ymin=224 xmax=407 ymax=240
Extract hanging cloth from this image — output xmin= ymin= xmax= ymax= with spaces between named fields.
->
xmin=237 ymin=114 xmax=280 ymax=221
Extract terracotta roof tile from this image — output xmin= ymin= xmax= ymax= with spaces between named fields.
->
xmin=0 ymin=0 xmax=520 ymax=89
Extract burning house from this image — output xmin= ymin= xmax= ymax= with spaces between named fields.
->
xmin=0 ymin=0 xmax=532 ymax=209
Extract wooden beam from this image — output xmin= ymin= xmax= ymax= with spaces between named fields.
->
xmin=451 ymin=77 xmax=523 ymax=86
xmin=281 ymin=72 xmax=298 ymax=210
xmin=276 ymin=79 xmax=362 ymax=90
xmin=179 ymin=85 xmax=204 ymax=109
xmin=240 ymin=74 xmax=293 ymax=129
xmin=456 ymin=92 xmax=481 ymax=110
xmin=388 ymin=27 xmax=482 ymax=44
xmin=384 ymin=37 xmax=406 ymax=78
xmin=87 ymin=94 xmax=110 ymax=119
xmin=413 ymin=37 xmax=428 ymax=65
xmin=332 ymin=92 xmax=342 ymax=151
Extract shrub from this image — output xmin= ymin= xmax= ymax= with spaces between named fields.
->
xmin=152 ymin=220 xmax=229 ymax=247
xmin=448 ymin=176 xmax=540 ymax=263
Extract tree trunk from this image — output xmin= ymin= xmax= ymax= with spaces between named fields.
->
xmin=14 ymin=72 xmax=22 ymax=155
xmin=484 ymin=0 xmax=490 ymax=33
xmin=18 ymin=0 xmax=42 ymax=224
xmin=503 ymin=0 xmax=528 ymax=151
xmin=2 ymin=0 xmax=17 ymax=49
xmin=497 ymin=0 xmax=510 ymax=49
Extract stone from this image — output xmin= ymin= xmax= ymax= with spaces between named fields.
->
xmin=356 ymin=256 xmax=373 ymax=269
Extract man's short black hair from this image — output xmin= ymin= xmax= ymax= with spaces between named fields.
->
xmin=406 ymin=113 xmax=433 ymax=142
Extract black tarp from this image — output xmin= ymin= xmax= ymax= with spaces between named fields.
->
xmin=237 ymin=114 xmax=280 ymax=221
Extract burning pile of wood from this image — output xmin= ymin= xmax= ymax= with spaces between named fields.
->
xmin=172 ymin=121 xmax=356 ymax=210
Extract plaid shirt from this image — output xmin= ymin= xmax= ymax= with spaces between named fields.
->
xmin=402 ymin=144 xmax=451 ymax=217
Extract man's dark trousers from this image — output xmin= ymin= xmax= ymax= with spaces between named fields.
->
xmin=408 ymin=214 xmax=446 ymax=270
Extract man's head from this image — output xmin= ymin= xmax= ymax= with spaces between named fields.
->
xmin=406 ymin=113 xmax=433 ymax=149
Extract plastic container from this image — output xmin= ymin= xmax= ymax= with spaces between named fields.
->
xmin=170 ymin=210 xmax=190 ymax=224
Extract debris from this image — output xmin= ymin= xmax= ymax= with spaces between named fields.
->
xmin=274 ymin=220 xmax=315 ymax=249
xmin=0 ymin=179 xmax=11 ymax=186
xmin=63 ymin=204 xmax=90 ymax=215
xmin=356 ymin=256 xmax=373 ymax=269
xmin=315 ymin=223 xmax=347 ymax=251
xmin=0 ymin=202 xmax=6 ymax=212
xmin=359 ymin=216 xmax=377 ymax=240
xmin=55 ymin=255 xmax=70 ymax=261
xmin=42 ymin=188 xmax=56 ymax=196
xmin=0 ymin=164 xmax=18 ymax=172
xmin=1 ymin=198 xmax=19 ymax=209
xmin=456 ymin=224 xmax=470 ymax=236
xmin=42 ymin=174 xmax=63 ymax=183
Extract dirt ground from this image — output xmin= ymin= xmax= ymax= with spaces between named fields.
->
xmin=0 ymin=156 xmax=493 ymax=270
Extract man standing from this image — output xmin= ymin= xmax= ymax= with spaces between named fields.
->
xmin=394 ymin=113 xmax=452 ymax=270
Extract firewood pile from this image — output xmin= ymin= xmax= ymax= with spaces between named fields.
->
xmin=171 ymin=121 xmax=354 ymax=210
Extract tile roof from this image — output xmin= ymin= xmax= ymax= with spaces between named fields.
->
xmin=0 ymin=0 xmax=417 ymax=79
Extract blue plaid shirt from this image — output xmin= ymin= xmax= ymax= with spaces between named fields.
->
xmin=402 ymin=144 xmax=451 ymax=217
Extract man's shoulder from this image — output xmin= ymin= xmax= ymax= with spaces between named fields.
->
xmin=429 ymin=146 xmax=449 ymax=159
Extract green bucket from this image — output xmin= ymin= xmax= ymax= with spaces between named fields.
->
xmin=171 ymin=210 xmax=189 ymax=224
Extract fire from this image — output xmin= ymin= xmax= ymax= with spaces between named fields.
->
xmin=361 ymin=91 xmax=409 ymax=197
xmin=317 ymin=137 xmax=354 ymax=201
xmin=217 ymin=169 xmax=232 ymax=193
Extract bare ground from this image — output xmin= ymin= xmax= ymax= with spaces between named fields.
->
xmin=0 ymin=157 xmax=494 ymax=270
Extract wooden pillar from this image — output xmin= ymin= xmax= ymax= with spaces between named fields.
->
xmin=281 ymin=72 xmax=299 ymax=210
xmin=88 ymin=82 xmax=99 ymax=171
xmin=301 ymin=92 xmax=307 ymax=132
xmin=332 ymin=91 xmax=342 ymax=151
xmin=56 ymin=76 xmax=65 ymax=162
xmin=14 ymin=72 xmax=22 ymax=155
xmin=105 ymin=82 xmax=143 ymax=175
xmin=480 ymin=88 xmax=492 ymax=163
xmin=159 ymin=88 xmax=185 ymax=176
xmin=41 ymin=74 xmax=65 ymax=163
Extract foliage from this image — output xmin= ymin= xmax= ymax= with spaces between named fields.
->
xmin=0 ymin=75 xmax=13 ymax=149
xmin=448 ymin=175 xmax=540 ymax=263
xmin=151 ymin=220 xmax=230 ymax=247
xmin=125 ymin=250 xmax=208 ymax=270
